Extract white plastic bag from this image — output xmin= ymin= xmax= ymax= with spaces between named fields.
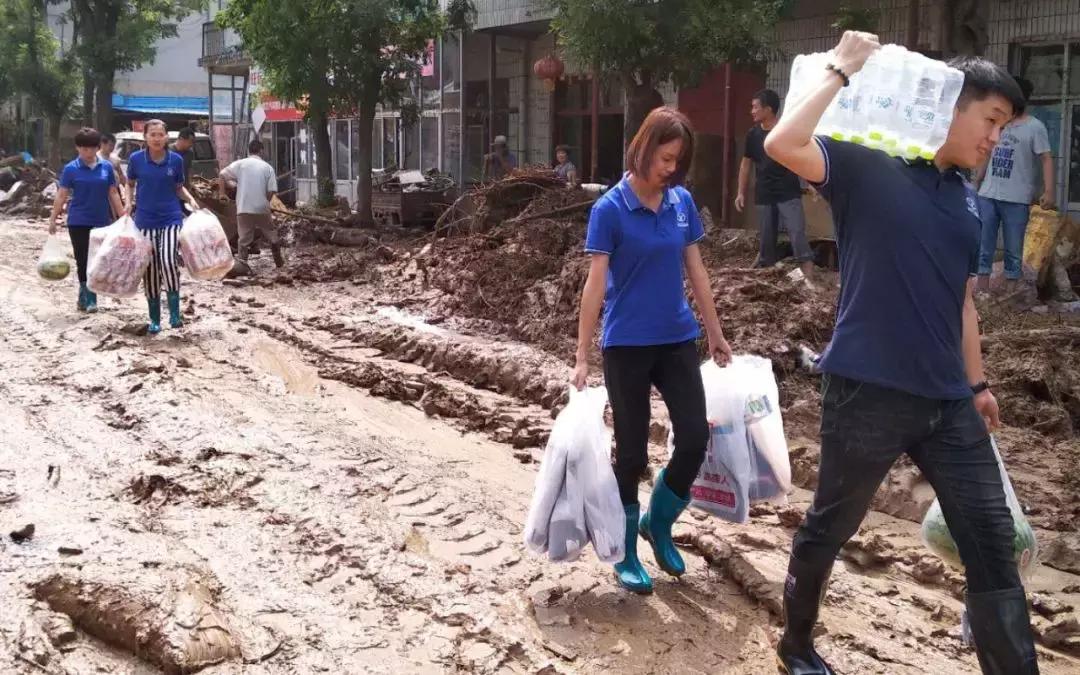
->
xmin=180 ymin=209 xmax=233 ymax=281
xmin=524 ymin=386 xmax=621 ymax=563
xmin=921 ymin=436 xmax=1039 ymax=579
xmin=678 ymin=356 xmax=793 ymax=524
xmin=37 ymin=235 xmax=71 ymax=281
xmin=579 ymin=389 xmax=625 ymax=564
xmin=87 ymin=216 xmax=152 ymax=299
xmin=87 ymin=220 xmax=123 ymax=270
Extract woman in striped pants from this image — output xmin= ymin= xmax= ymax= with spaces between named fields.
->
xmin=125 ymin=119 xmax=199 ymax=334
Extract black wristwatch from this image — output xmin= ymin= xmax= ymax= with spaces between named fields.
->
xmin=971 ymin=381 xmax=990 ymax=395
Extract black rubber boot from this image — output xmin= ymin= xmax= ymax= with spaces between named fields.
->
xmin=776 ymin=556 xmax=835 ymax=675
xmin=271 ymin=244 xmax=285 ymax=268
xmin=966 ymin=588 xmax=1039 ymax=674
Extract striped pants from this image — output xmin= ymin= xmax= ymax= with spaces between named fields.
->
xmin=141 ymin=224 xmax=182 ymax=299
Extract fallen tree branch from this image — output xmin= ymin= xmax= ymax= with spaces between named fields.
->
xmin=502 ymin=198 xmax=596 ymax=226
xmin=271 ymin=207 xmax=340 ymax=226
xmin=981 ymin=326 xmax=1080 ymax=347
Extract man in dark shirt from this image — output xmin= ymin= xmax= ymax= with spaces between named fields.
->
xmin=765 ymin=31 xmax=1036 ymax=675
xmin=170 ymin=127 xmax=196 ymax=190
xmin=737 ymin=89 xmax=814 ymax=280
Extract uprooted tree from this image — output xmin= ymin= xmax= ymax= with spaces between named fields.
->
xmin=220 ymin=0 xmax=472 ymax=218
xmin=550 ymin=0 xmax=787 ymax=146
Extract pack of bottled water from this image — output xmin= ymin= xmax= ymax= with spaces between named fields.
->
xmin=787 ymin=45 xmax=965 ymax=160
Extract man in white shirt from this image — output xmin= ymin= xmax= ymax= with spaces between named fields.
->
xmin=220 ymin=139 xmax=282 ymax=267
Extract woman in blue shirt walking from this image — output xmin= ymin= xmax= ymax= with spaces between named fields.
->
xmin=48 ymin=127 xmax=126 ymax=313
xmin=125 ymin=119 xmax=200 ymax=334
xmin=573 ymin=107 xmax=732 ymax=593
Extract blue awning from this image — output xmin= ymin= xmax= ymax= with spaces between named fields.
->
xmin=111 ymin=94 xmax=210 ymax=116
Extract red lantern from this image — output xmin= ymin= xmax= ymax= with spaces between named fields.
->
xmin=533 ymin=54 xmax=565 ymax=92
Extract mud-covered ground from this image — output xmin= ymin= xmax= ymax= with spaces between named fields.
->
xmin=2 ymin=214 xmax=1080 ymax=674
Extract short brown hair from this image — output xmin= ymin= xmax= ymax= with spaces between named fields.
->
xmin=625 ymin=107 xmax=694 ymax=185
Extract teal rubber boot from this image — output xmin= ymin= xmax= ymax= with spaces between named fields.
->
xmin=640 ymin=468 xmax=691 ymax=577
xmin=84 ymin=286 xmax=98 ymax=313
xmin=147 ymin=297 xmax=162 ymax=335
xmin=77 ymin=284 xmax=87 ymax=311
xmin=613 ymin=504 xmax=653 ymax=594
xmin=166 ymin=291 xmax=183 ymax=328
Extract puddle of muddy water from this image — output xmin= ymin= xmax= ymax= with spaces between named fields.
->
xmin=375 ymin=306 xmax=446 ymax=335
xmin=252 ymin=340 xmax=318 ymax=395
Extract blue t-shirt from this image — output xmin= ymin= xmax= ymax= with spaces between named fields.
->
xmin=811 ymin=137 xmax=980 ymax=400
xmin=59 ymin=157 xmax=116 ymax=227
xmin=127 ymin=149 xmax=185 ymax=230
xmin=584 ymin=177 xmax=706 ymax=348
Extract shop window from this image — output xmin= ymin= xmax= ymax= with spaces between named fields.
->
xmin=334 ymin=119 xmax=351 ymax=181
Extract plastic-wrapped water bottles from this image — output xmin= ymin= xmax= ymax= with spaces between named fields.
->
xmin=787 ymin=44 xmax=965 ymax=160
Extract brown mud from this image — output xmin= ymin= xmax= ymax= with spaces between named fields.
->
xmin=2 ymin=213 xmax=1080 ymax=673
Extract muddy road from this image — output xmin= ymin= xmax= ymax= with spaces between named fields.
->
xmin=1 ymin=215 xmax=1078 ymax=674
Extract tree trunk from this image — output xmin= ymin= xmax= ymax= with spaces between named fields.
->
xmin=82 ymin=70 xmax=95 ymax=127
xmin=622 ymin=76 xmax=664 ymax=150
xmin=94 ymin=71 xmax=114 ymax=133
xmin=311 ymin=107 xmax=334 ymax=206
xmin=47 ymin=113 xmax=62 ymax=170
xmin=354 ymin=95 xmax=377 ymax=227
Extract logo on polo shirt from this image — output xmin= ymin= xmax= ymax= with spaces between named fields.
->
xmin=676 ymin=209 xmax=688 ymax=228
xmin=167 ymin=167 xmax=175 ymax=177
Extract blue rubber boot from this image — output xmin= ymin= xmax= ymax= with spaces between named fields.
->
xmin=613 ymin=504 xmax=653 ymax=594
xmin=77 ymin=285 xmax=87 ymax=312
xmin=166 ymin=291 xmax=183 ymax=328
xmin=640 ymin=468 xmax=691 ymax=577
xmin=147 ymin=297 xmax=162 ymax=335
xmin=84 ymin=286 xmax=97 ymax=313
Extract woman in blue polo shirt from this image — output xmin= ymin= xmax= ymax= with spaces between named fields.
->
xmin=125 ymin=119 xmax=199 ymax=334
xmin=48 ymin=127 xmax=126 ymax=313
xmin=572 ymin=107 xmax=732 ymax=594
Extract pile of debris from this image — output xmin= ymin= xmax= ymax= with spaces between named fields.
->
xmin=0 ymin=157 xmax=58 ymax=218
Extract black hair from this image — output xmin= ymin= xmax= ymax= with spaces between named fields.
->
xmin=753 ymin=89 xmax=781 ymax=114
xmin=178 ymin=126 xmax=196 ymax=140
xmin=249 ymin=139 xmax=264 ymax=154
xmin=100 ymin=132 xmax=116 ymax=145
xmin=555 ymin=144 xmax=570 ymax=155
xmin=74 ymin=127 xmax=102 ymax=148
xmin=1011 ymin=75 xmax=1034 ymax=115
xmin=948 ymin=57 xmax=1025 ymax=117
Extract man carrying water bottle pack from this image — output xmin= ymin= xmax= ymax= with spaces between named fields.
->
xmin=765 ymin=31 xmax=1037 ymax=675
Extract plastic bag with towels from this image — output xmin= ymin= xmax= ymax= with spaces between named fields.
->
xmin=523 ymin=386 xmax=625 ymax=563
xmin=87 ymin=215 xmax=153 ymax=298
xmin=180 ymin=209 xmax=234 ymax=281
xmin=673 ymin=355 xmax=793 ymax=524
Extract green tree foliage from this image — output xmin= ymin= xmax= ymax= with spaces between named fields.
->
xmin=1 ymin=0 xmax=80 ymax=168
xmin=550 ymin=0 xmax=786 ymax=145
xmin=220 ymin=0 xmax=470 ymax=216
xmin=68 ymin=1 xmax=206 ymax=130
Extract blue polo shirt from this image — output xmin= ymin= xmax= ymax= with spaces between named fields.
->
xmin=127 ymin=149 xmax=185 ymax=230
xmin=59 ymin=157 xmax=116 ymax=227
xmin=585 ymin=177 xmax=706 ymax=348
xmin=811 ymin=137 xmax=980 ymax=400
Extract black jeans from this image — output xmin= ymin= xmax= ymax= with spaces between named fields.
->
xmin=603 ymin=340 xmax=709 ymax=505
xmin=793 ymin=374 xmax=1022 ymax=594
xmin=68 ymin=227 xmax=92 ymax=284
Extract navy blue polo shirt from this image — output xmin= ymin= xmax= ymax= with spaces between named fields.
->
xmin=812 ymin=136 xmax=980 ymax=400
xmin=127 ymin=149 xmax=185 ymax=230
xmin=58 ymin=157 xmax=116 ymax=227
xmin=585 ymin=176 xmax=706 ymax=348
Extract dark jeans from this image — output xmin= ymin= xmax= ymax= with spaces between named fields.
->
xmin=603 ymin=341 xmax=708 ymax=505
xmin=793 ymin=374 xmax=1022 ymax=594
xmin=68 ymin=227 xmax=92 ymax=284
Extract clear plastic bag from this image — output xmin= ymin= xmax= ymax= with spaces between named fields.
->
xmin=180 ymin=209 xmax=234 ymax=281
xmin=921 ymin=435 xmax=1039 ymax=579
xmin=524 ymin=386 xmax=621 ymax=563
xmin=87 ymin=216 xmax=153 ymax=299
xmin=37 ymin=235 xmax=71 ymax=281
xmin=88 ymin=220 xmax=123 ymax=270
xmin=677 ymin=356 xmax=793 ymax=524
